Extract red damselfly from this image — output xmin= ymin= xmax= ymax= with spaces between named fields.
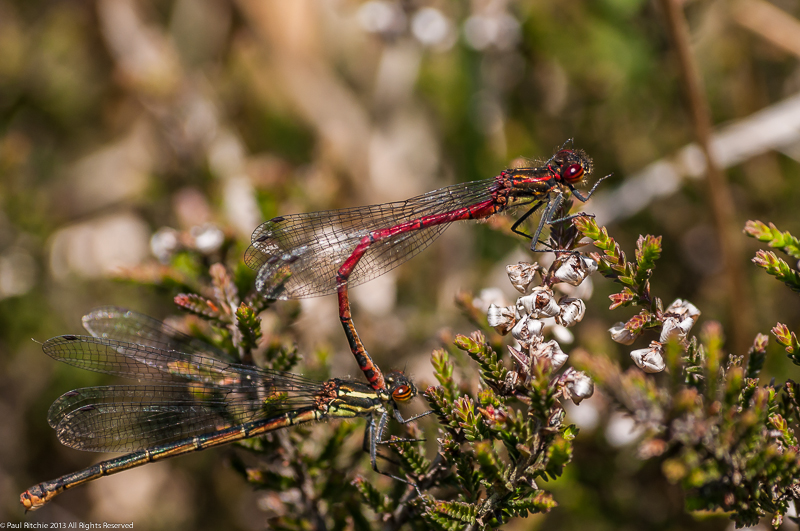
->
xmin=244 ymin=144 xmax=607 ymax=391
xmin=20 ymin=307 xmax=429 ymax=511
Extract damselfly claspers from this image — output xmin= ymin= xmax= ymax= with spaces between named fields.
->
xmin=245 ymin=145 xmax=607 ymax=392
xmin=20 ymin=307 xmax=429 ymax=511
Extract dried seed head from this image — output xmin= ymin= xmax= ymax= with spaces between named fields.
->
xmin=487 ymin=304 xmax=516 ymax=334
xmin=506 ymin=262 xmax=540 ymax=294
xmin=517 ymin=286 xmax=560 ymax=318
xmin=532 ymin=339 xmax=569 ymax=371
xmin=630 ymin=341 xmax=666 ymax=373
xmin=553 ymin=254 xmax=598 ymax=286
xmin=556 ymin=297 xmax=586 ymax=327
xmin=609 ymin=322 xmax=638 ymax=345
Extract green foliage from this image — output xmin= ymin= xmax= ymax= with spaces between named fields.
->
xmin=572 ymin=219 xmax=800 ymax=529
xmin=745 ymin=220 xmax=800 ymax=294
xmin=575 ymin=217 xmax=661 ymax=311
xmin=772 ymin=324 xmax=800 ymax=366
xmin=745 ymin=220 xmax=800 ymax=259
xmin=752 ymin=250 xmax=800 ymax=294
xmin=454 ymin=332 xmax=509 ymax=391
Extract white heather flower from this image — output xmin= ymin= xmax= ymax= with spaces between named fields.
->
xmin=506 ymin=262 xmax=540 ymax=294
xmin=660 ymin=299 xmax=700 ymax=343
xmin=630 ymin=341 xmax=666 ymax=373
xmin=150 ymin=227 xmax=180 ymax=262
xmin=532 ymin=339 xmax=569 ymax=371
xmin=487 ymin=303 xmax=516 ymax=334
xmin=562 ymin=368 xmax=594 ymax=404
xmin=659 ymin=315 xmax=695 ymax=343
xmin=511 ymin=315 xmax=544 ymax=345
xmin=191 ymin=224 xmax=225 ymax=254
xmin=556 ymin=297 xmax=586 ymax=327
xmin=665 ymin=298 xmax=700 ymax=322
xmin=609 ymin=322 xmax=638 ymax=345
xmin=517 ymin=286 xmax=560 ymax=318
xmin=511 ymin=314 xmax=532 ymax=344
xmin=551 ymin=324 xmax=574 ymax=344
xmin=527 ymin=318 xmax=545 ymax=337
xmin=476 ymin=288 xmax=508 ymax=311
xmin=503 ymin=370 xmax=519 ymax=393
xmin=553 ymin=254 xmax=597 ymax=286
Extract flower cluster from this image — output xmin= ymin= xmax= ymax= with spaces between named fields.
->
xmin=608 ymin=298 xmax=700 ymax=373
xmin=486 ymin=254 xmax=596 ymax=402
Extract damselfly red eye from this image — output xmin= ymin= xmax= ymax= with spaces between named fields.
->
xmin=392 ymin=384 xmax=413 ymax=401
xmin=563 ymin=163 xmax=584 ymax=183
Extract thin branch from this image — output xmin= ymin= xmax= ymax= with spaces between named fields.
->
xmin=657 ymin=0 xmax=751 ymax=353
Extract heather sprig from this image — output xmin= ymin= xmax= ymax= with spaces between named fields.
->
xmin=572 ymin=218 xmax=800 ymax=528
xmin=745 ymin=220 xmax=800 ymax=293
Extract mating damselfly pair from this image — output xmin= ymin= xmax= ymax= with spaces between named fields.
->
xmin=22 ymin=144 xmax=606 ymax=511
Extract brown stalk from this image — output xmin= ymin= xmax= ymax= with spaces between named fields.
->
xmin=732 ymin=0 xmax=800 ymax=59
xmin=658 ymin=0 xmax=751 ymax=353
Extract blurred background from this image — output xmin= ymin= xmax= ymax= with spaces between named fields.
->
xmin=2 ymin=0 xmax=800 ymax=529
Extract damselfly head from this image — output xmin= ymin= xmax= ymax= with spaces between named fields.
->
xmin=384 ymin=371 xmax=417 ymax=403
xmin=554 ymin=149 xmax=593 ymax=185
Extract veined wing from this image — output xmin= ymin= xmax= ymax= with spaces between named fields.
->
xmin=245 ymin=178 xmax=500 ymax=299
xmin=81 ymin=306 xmax=232 ymax=361
xmin=42 ymin=335 xmax=319 ymax=390
xmin=48 ymin=384 xmax=321 ymax=452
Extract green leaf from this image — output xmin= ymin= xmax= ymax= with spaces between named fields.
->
xmin=174 ymin=293 xmax=224 ymax=319
xmin=210 ymin=263 xmax=239 ymax=315
xmin=433 ymin=500 xmax=478 ymax=524
xmin=454 ymin=396 xmax=484 ymax=442
xmin=431 ymin=348 xmax=459 ymax=403
xmin=541 ymin=438 xmax=573 ymax=480
xmin=752 ymin=250 xmax=800 ymax=293
xmin=424 ymin=386 xmax=461 ymax=435
xmin=390 ymin=438 xmax=431 ymax=477
xmin=746 ymin=333 xmax=769 ymax=379
xmin=454 ymin=332 xmax=509 ymax=389
xmin=772 ymin=323 xmax=800 ymax=365
xmin=235 ymin=303 xmax=262 ymax=354
xmin=352 ymin=476 xmax=392 ymax=514
xmin=744 ymin=220 xmax=800 ymax=259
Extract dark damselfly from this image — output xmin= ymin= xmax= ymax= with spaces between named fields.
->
xmin=20 ymin=307 xmax=429 ymax=511
xmin=244 ymin=145 xmax=607 ymax=392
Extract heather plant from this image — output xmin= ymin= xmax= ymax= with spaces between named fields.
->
xmin=117 ymin=203 xmax=598 ymax=530
xmin=570 ymin=216 xmax=800 ymax=528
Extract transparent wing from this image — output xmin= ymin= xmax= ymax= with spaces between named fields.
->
xmin=245 ymin=178 xmax=500 ymax=299
xmin=42 ymin=310 xmax=326 ymax=453
xmin=81 ymin=306 xmax=231 ymax=360
xmin=48 ymin=384 xmax=319 ymax=452
xmin=42 ymin=334 xmax=318 ymax=389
